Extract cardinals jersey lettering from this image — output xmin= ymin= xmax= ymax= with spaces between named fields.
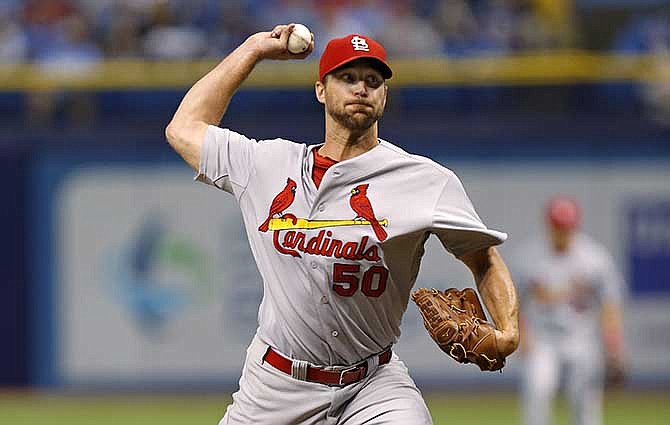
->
xmin=197 ymin=126 xmax=506 ymax=366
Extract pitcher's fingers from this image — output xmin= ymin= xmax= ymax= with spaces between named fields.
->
xmin=270 ymin=25 xmax=287 ymax=39
xmin=278 ymin=24 xmax=296 ymax=45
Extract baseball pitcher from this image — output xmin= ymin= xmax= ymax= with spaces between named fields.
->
xmin=166 ymin=24 xmax=519 ymax=424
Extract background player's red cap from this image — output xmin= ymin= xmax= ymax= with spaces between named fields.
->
xmin=319 ymin=34 xmax=393 ymax=81
xmin=546 ymin=196 xmax=581 ymax=230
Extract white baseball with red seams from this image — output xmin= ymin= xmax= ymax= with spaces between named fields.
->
xmin=287 ymin=24 xmax=311 ymax=54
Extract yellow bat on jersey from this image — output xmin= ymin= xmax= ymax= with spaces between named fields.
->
xmin=268 ymin=217 xmax=389 ymax=231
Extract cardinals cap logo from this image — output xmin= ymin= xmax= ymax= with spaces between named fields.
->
xmin=350 ymin=36 xmax=370 ymax=52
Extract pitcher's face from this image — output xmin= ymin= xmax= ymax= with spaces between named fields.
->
xmin=316 ymin=60 xmax=388 ymax=132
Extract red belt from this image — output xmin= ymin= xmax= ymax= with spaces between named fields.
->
xmin=263 ymin=346 xmax=392 ymax=386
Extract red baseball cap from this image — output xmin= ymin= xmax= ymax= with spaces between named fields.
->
xmin=319 ymin=34 xmax=393 ymax=81
xmin=546 ymin=196 xmax=581 ymax=230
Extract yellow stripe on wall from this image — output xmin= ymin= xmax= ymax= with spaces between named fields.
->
xmin=1 ymin=51 xmax=668 ymax=91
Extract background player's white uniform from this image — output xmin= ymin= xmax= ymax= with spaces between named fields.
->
xmin=512 ymin=233 xmax=625 ymax=425
xmin=197 ymin=126 xmax=506 ymax=424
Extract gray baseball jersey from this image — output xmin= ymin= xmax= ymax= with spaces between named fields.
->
xmin=197 ymin=125 xmax=506 ymax=366
xmin=513 ymin=233 xmax=624 ymax=346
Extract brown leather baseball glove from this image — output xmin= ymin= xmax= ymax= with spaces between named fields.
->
xmin=411 ymin=287 xmax=506 ymax=371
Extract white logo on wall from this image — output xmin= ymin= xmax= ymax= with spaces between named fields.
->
xmin=101 ymin=212 xmax=263 ymax=340
xmin=351 ymin=36 xmax=370 ymax=51
xmin=103 ymin=215 xmax=216 ymax=337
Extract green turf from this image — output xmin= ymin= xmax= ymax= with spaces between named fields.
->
xmin=425 ymin=392 xmax=670 ymax=425
xmin=0 ymin=391 xmax=667 ymax=424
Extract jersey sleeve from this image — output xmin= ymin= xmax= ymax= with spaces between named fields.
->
xmin=431 ymin=173 xmax=507 ymax=257
xmin=596 ymin=250 xmax=626 ymax=306
xmin=194 ymin=125 xmax=257 ymax=196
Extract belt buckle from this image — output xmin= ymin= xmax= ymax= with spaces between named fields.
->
xmin=337 ymin=364 xmax=363 ymax=386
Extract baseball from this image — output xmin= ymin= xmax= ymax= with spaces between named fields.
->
xmin=287 ymin=24 xmax=311 ymax=54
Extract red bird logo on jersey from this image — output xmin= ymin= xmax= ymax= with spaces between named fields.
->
xmin=258 ymin=178 xmax=298 ymax=232
xmin=350 ymin=184 xmax=388 ymax=242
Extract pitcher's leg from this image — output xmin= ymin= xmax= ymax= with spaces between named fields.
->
xmin=337 ymin=355 xmax=432 ymax=425
xmin=220 ymin=336 xmax=335 ymax=425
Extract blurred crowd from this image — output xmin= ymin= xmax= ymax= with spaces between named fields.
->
xmin=0 ymin=0 xmax=581 ymax=64
xmin=0 ymin=0 xmax=668 ymax=64
xmin=613 ymin=13 xmax=670 ymax=125
xmin=2 ymin=0 xmax=668 ymax=127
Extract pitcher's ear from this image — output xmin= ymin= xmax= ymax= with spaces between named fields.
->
xmin=315 ymin=80 xmax=326 ymax=104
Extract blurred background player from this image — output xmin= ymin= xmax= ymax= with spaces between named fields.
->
xmin=512 ymin=196 xmax=626 ymax=425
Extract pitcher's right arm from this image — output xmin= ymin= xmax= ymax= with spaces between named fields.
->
xmin=165 ymin=24 xmax=313 ymax=170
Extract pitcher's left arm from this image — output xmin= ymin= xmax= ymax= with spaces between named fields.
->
xmin=459 ymin=246 xmax=520 ymax=356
